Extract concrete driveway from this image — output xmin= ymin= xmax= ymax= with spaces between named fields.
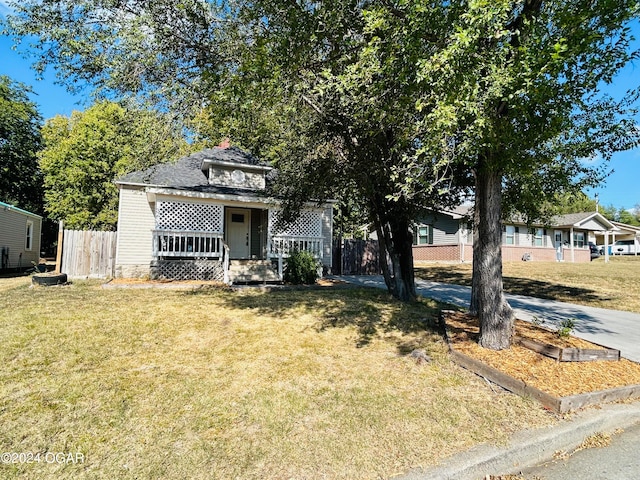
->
xmin=334 ymin=275 xmax=640 ymax=363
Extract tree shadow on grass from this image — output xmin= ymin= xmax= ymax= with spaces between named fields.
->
xmin=415 ymin=265 xmax=611 ymax=306
xmin=184 ymin=286 xmax=444 ymax=352
xmin=414 ymin=266 xmax=472 ymax=286
xmin=502 ymin=276 xmax=610 ymax=304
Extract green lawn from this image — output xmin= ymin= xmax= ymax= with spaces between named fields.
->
xmin=415 ymin=255 xmax=640 ymax=313
xmin=0 ymin=277 xmax=553 ymax=479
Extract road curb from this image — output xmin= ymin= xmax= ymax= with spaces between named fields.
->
xmin=396 ymin=402 xmax=640 ymax=480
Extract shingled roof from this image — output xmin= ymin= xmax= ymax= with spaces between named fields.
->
xmin=117 ymin=146 xmax=269 ymax=189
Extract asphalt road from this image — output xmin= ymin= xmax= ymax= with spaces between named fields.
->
xmin=515 ymin=421 xmax=640 ymax=480
xmin=334 ymin=275 xmax=640 ymax=363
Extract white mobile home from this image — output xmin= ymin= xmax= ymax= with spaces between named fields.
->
xmin=0 ymin=201 xmax=42 ymax=272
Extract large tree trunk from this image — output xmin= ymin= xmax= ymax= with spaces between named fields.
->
xmin=474 ymin=164 xmax=514 ymax=350
xmin=373 ymin=210 xmax=417 ymax=302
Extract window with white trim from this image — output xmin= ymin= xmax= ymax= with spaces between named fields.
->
xmin=25 ymin=220 xmax=33 ymax=250
xmin=573 ymin=232 xmax=585 ymax=248
xmin=533 ymin=228 xmax=545 ymax=247
xmin=505 ymin=225 xmax=515 ymax=245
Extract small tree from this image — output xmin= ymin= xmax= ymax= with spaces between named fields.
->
xmin=38 ymin=101 xmax=190 ymax=229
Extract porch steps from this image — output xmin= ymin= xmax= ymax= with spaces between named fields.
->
xmin=228 ymin=259 xmax=281 ymax=284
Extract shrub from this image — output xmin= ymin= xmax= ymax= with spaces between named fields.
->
xmin=557 ymin=318 xmax=576 ymax=339
xmin=283 ymin=249 xmax=319 ymax=285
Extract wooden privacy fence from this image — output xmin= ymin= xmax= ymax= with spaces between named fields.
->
xmin=60 ymin=229 xmax=117 ymax=278
xmin=332 ymin=238 xmax=382 ymax=275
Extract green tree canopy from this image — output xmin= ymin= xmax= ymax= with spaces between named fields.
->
xmin=39 ymin=101 xmax=191 ymax=229
xmin=5 ymin=1 xmax=640 ymax=346
xmin=0 ymin=75 xmax=42 ymax=213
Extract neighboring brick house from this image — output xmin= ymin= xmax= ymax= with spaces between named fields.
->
xmin=413 ymin=208 xmax=616 ymax=263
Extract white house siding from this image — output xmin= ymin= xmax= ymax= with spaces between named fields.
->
xmin=578 ymin=218 xmax=607 ymax=231
xmin=0 ymin=204 xmax=41 ymax=270
xmin=115 ymin=187 xmax=156 ymax=278
xmin=429 ymin=214 xmax=460 ymax=244
xmin=504 ymin=226 xmax=552 ymax=247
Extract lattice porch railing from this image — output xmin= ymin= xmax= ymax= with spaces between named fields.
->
xmin=152 ymin=229 xmax=224 ymax=258
xmin=268 ymin=235 xmax=324 ymax=259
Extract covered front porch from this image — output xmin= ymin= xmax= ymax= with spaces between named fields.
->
xmin=149 ymin=198 xmax=326 ymax=282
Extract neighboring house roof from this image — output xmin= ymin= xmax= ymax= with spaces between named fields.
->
xmin=444 ymin=204 xmax=474 ymax=219
xmin=550 ymin=212 xmax=616 ymax=231
xmin=611 ymin=221 xmax=640 ymax=236
xmin=435 ymin=206 xmax=617 ymax=232
xmin=116 ymin=146 xmax=270 ymax=189
xmin=0 ymin=201 xmax=42 ymax=219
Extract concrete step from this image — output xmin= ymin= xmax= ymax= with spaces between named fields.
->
xmin=228 ymin=260 xmax=281 ymax=283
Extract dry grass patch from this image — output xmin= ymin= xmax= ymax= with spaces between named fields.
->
xmin=0 ymin=278 xmax=554 ymax=479
xmin=415 ymin=256 xmax=640 ymax=313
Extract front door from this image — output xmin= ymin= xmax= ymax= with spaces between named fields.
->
xmin=226 ymin=208 xmax=250 ymax=259
xmin=554 ymin=230 xmax=564 ymax=261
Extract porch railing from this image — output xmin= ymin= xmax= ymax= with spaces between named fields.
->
xmin=268 ymin=235 xmax=324 ymax=259
xmin=152 ymin=229 xmax=224 ymax=258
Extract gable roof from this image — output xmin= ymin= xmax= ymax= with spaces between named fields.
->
xmin=611 ymin=220 xmax=640 ymax=235
xmin=116 ymin=146 xmax=270 ymax=189
xmin=550 ymin=212 xmax=616 ymax=231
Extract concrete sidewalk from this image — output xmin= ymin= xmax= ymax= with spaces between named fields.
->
xmin=334 ymin=275 xmax=640 ymax=362
xmin=396 ymin=402 xmax=640 ymax=480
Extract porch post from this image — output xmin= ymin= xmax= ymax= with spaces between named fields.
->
xmin=604 ymin=231 xmax=609 ymax=263
xmin=570 ymin=227 xmax=575 ymax=263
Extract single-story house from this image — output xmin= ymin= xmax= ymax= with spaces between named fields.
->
xmin=0 ymin=201 xmax=42 ymax=272
xmin=412 ymin=208 xmax=617 ymax=263
xmin=114 ymin=146 xmax=333 ymax=282
xmin=594 ymin=221 xmax=640 ymax=255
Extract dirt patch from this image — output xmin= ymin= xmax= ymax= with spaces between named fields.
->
xmin=444 ymin=311 xmax=640 ymax=397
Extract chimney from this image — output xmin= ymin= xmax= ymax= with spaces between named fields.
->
xmin=218 ymin=138 xmax=230 ymax=149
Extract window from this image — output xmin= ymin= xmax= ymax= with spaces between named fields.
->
xmin=413 ymin=225 xmax=433 ymax=245
xmin=231 ymin=213 xmax=245 ymax=223
xmin=505 ymin=225 xmax=515 ymax=245
xmin=25 ymin=220 xmax=33 ymax=250
xmin=534 ymin=228 xmax=545 ymax=247
xmin=573 ymin=232 xmax=585 ymax=248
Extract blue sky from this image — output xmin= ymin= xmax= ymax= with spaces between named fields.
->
xmin=0 ymin=3 xmax=638 ymax=211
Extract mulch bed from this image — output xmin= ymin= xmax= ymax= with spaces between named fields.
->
xmin=444 ymin=311 xmax=640 ymax=398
